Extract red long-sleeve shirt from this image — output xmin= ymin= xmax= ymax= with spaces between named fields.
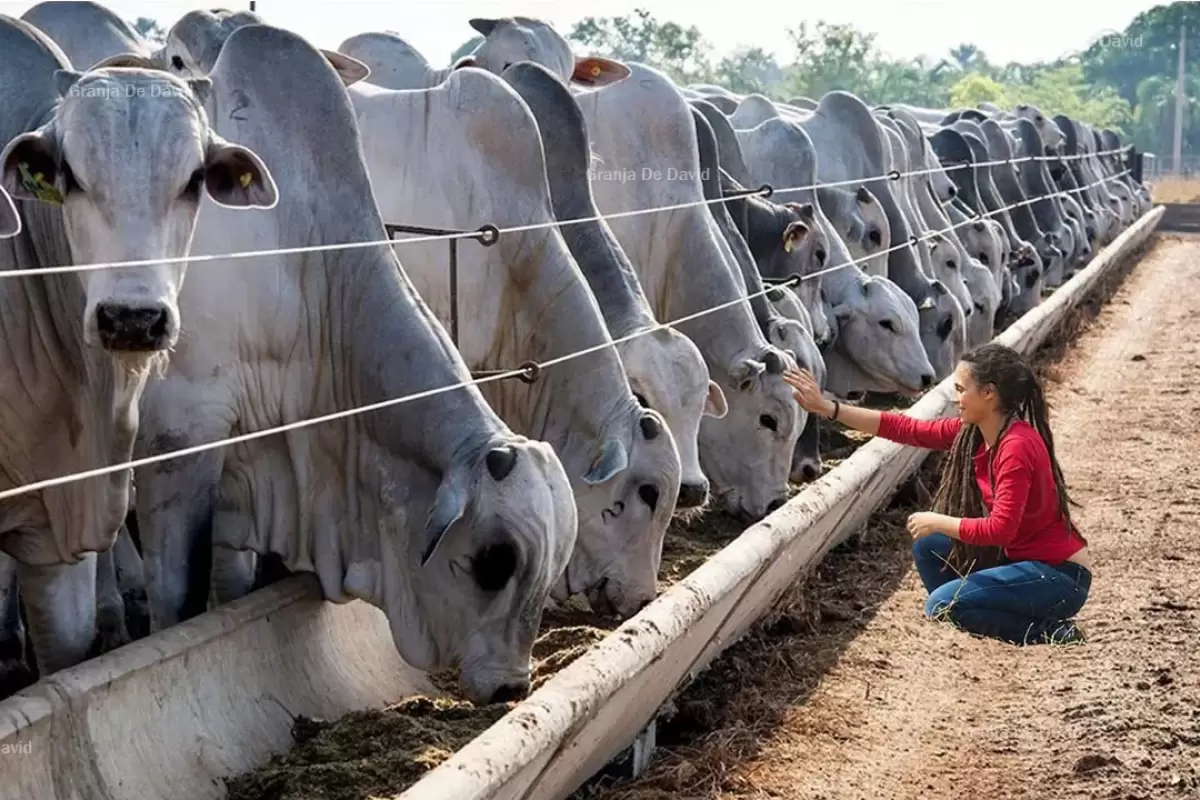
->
xmin=876 ymin=411 xmax=1087 ymax=565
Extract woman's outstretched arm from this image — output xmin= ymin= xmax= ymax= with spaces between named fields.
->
xmin=784 ymin=368 xmax=961 ymax=451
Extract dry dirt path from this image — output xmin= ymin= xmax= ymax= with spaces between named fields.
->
xmin=589 ymin=235 xmax=1200 ymax=800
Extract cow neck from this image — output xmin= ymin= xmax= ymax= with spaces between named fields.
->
xmin=477 ymin=227 xmax=632 ymax=445
xmin=347 ymin=244 xmax=506 ymax=472
xmin=667 ymin=209 xmax=768 ymax=376
xmin=552 ymin=197 xmax=657 ymax=339
xmin=865 ymin=175 xmax=928 ymax=300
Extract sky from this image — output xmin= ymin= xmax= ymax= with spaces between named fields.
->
xmin=0 ymin=1 xmax=1165 ymax=67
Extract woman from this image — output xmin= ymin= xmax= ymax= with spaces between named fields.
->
xmin=785 ymin=342 xmax=1091 ymax=645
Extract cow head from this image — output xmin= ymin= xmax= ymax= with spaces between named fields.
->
xmin=0 ymin=68 xmax=276 ymax=361
xmin=361 ymin=437 xmax=576 ymax=706
xmin=460 ymin=17 xmax=630 ymax=88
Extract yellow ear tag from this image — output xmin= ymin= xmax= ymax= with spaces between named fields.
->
xmin=17 ymin=161 xmax=63 ymax=206
xmin=782 ymin=236 xmax=795 ymax=254
xmin=239 ymin=172 xmax=253 ymax=190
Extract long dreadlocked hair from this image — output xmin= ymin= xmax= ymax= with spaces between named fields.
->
xmin=931 ymin=342 xmax=1083 ymax=576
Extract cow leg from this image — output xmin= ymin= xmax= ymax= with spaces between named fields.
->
xmin=16 ymin=555 xmax=97 ymax=676
xmin=209 ymin=547 xmax=257 ymax=607
xmin=113 ymin=524 xmax=149 ymax=641
xmin=135 ymin=450 xmax=223 ymax=631
xmin=94 ymin=543 xmax=130 ymax=655
xmin=0 ymin=554 xmax=31 ymax=695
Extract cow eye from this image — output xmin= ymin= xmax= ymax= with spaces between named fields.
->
xmin=879 ymin=320 xmax=896 ymax=332
xmin=759 ymin=413 xmax=778 ymax=432
xmin=171 ymin=54 xmax=185 ymax=71
xmin=471 ymin=542 xmax=517 ymax=592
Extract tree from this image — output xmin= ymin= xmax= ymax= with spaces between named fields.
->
xmin=785 ymin=21 xmax=876 ymax=98
xmin=1131 ymin=72 xmax=1200 ymax=161
xmin=1080 ymin=1 xmax=1200 ymax=104
xmin=568 ymin=8 xmax=711 ymax=83
xmin=948 ymin=43 xmax=986 ymax=71
xmin=132 ymin=16 xmax=166 ymax=44
xmin=712 ymin=47 xmax=784 ymax=94
xmin=949 ymin=74 xmax=1008 ymax=108
xmin=554 ymin=9 xmax=1141 ymax=146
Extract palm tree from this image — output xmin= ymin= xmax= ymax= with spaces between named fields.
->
xmin=949 ymin=43 xmax=980 ymax=70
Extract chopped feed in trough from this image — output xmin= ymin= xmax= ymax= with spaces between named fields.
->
xmin=221 ymin=696 xmax=511 ymax=800
xmin=220 ymin=408 xmax=905 ymax=799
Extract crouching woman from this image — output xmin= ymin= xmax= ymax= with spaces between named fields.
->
xmin=785 ymin=342 xmax=1091 ymax=645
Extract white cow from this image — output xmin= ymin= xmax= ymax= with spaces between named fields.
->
xmin=20 ymin=0 xmax=151 ymax=70
xmin=339 ymin=17 xmax=625 ymax=91
xmin=730 ymin=115 xmax=937 ymax=398
xmin=347 ymin=68 xmax=682 ymax=618
xmin=573 ymin=63 xmax=803 ymax=520
xmin=0 ymin=13 xmax=274 ymax=678
xmin=137 ymin=8 xmax=369 ymax=87
xmin=111 ymin=9 xmax=709 ymax=612
xmin=499 ymin=60 xmax=725 ymax=511
xmin=113 ymin=25 xmax=579 ymax=705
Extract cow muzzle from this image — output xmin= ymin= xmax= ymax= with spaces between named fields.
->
xmin=94 ymin=301 xmax=176 ymax=351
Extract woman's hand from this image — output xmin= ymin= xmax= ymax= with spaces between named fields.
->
xmin=784 ymin=368 xmax=835 ymax=418
xmin=907 ymin=512 xmax=943 ymax=539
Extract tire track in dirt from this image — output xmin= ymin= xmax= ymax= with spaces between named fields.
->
xmin=586 ymin=235 xmax=1200 ymax=800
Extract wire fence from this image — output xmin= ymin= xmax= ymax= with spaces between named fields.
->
xmin=0 ymin=147 xmax=1132 ymax=279
xmin=0 ymin=149 xmax=1138 ymax=503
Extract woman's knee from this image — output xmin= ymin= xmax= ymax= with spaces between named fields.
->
xmin=924 ymin=580 xmax=963 ymax=620
xmin=912 ymin=532 xmax=953 ymax=565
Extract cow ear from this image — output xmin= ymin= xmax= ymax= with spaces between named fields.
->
xmin=0 ymin=187 xmax=21 ymax=239
xmin=468 ymin=18 xmax=500 ymax=36
xmin=420 ymin=471 xmax=470 ymax=566
xmin=0 ymin=129 xmax=63 ymax=206
xmin=703 ymin=380 xmax=728 ymax=419
xmin=729 ymin=358 xmax=766 ymax=392
xmin=571 ymin=56 xmax=630 ymax=87
xmin=583 ymin=438 xmax=629 ymax=485
xmin=782 ymin=220 xmax=809 ymax=253
xmin=187 ymin=77 xmax=213 ymax=108
xmin=53 ymin=69 xmax=84 ymax=100
xmin=451 ymin=54 xmax=477 ymax=70
xmin=320 ymin=49 xmax=370 ymax=87
xmin=203 ymin=138 xmax=278 ymax=209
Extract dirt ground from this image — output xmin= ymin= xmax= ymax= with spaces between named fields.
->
xmin=1150 ymin=177 xmax=1200 ymax=204
xmin=582 ymin=235 xmax=1200 ymax=800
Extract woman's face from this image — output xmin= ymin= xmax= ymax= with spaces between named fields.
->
xmin=952 ymin=361 xmax=997 ymax=425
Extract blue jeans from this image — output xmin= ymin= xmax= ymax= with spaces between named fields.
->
xmin=912 ymin=534 xmax=1091 ymax=644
